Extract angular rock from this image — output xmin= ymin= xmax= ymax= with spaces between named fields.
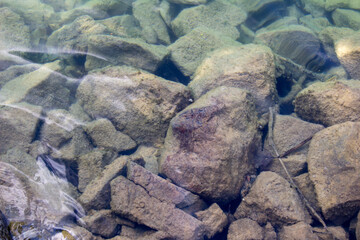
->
xmin=129 ymin=145 xmax=160 ymax=174
xmin=189 ymin=44 xmax=276 ymax=114
xmin=133 ymin=0 xmax=170 ymax=45
xmin=335 ymin=33 xmax=360 ymax=79
xmin=0 ymin=102 xmax=42 ymax=154
xmin=0 ymin=7 xmax=31 ymax=50
xmin=0 ymin=64 xmax=38 ymax=89
xmin=299 ymin=16 xmax=331 ymax=34
xmin=127 ymin=162 xmax=206 ymax=212
xmin=332 ymin=8 xmax=360 ymax=31
xmin=119 ymin=225 xmax=170 ymax=240
xmin=264 ymin=154 xmax=307 ymax=180
xmin=313 ymin=226 xmax=348 ymax=240
xmin=82 ymin=210 xmax=121 ymax=238
xmin=278 ymin=222 xmax=319 ymax=240
xmin=255 ymin=25 xmax=327 ymax=72
xmin=307 ymin=121 xmax=360 ymax=223
xmin=77 ymin=66 xmax=191 ymax=145
xmin=0 ymin=61 xmax=71 ymax=110
xmin=195 ymin=203 xmax=228 ymax=238
xmin=85 ymin=35 xmax=168 ymax=72
xmin=97 ymin=15 xmax=142 ymax=39
xmin=78 ymin=156 xmax=128 ymax=211
xmin=169 ymin=27 xmax=241 ymax=77
xmin=234 ymin=171 xmax=311 ymax=226
xmin=84 ymin=119 xmax=136 ymax=152
xmin=297 ymin=0 xmax=325 ymax=18
xmin=227 ymin=218 xmax=264 ymax=240
xmin=294 ymin=80 xmax=360 ymax=126
xmin=160 ymin=87 xmax=260 ymax=203
xmin=0 ymin=147 xmax=38 ymax=178
xmin=110 ymin=176 xmax=205 ymax=240
xmin=294 ymin=173 xmax=321 ymax=212
xmin=171 ymin=0 xmax=246 ymax=39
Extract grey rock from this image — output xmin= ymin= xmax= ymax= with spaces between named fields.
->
xmin=227 ymin=218 xmax=264 ymax=240
xmin=234 ymin=171 xmax=311 ymax=226
xmin=78 ymin=156 xmax=128 ymax=211
xmin=133 ymin=0 xmax=170 ymax=45
xmin=294 ymin=80 xmax=360 ymax=126
xmin=168 ymin=27 xmax=241 ymax=77
xmin=0 ymin=102 xmax=42 ymax=154
xmin=279 ymin=222 xmax=319 ymax=240
xmin=0 ymin=64 xmax=38 ymax=89
xmin=307 ymin=121 xmax=360 ymax=223
xmin=0 ymin=210 xmax=11 ymax=240
xmin=0 ymin=51 xmax=29 ymax=71
xmin=195 ymin=203 xmax=228 ymax=238
xmin=110 ymin=176 xmax=205 ymax=240
xmin=160 ymin=87 xmax=260 ymax=203
xmin=97 ymin=15 xmax=142 ymax=39
xmin=332 ymin=8 xmax=360 ymax=31
xmin=84 ymin=118 xmax=136 ymax=152
xmin=297 ymin=0 xmax=325 ymax=18
xmin=189 ymin=44 xmax=277 ymax=114
xmin=127 ymin=161 xmax=206 ymax=212
xmin=82 ymin=210 xmax=120 ymax=238
xmin=77 ymin=66 xmax=191 ymax=145
xmin=85 ymin=35 xmax=168 ymax=72
xmin=171 ymin=0 xmax=246 ymax=39
xmin=335 ymin=33 xmax=360 ymax=79
xmin=0 ymin=147 xmax=38 ymax=178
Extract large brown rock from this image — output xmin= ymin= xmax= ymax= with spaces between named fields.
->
xmin=335 ymin=33 xmax=360 ymax=79
xmin=77 ymin=66 xmax=191 ymax=145
xmin=307 ymin=121 xmax=360 ymax=223
xmin=110 ymin=176 xmax=205 ymax=240
xmin=189 ymin=44 xmax=277 ymax=114
xmin=234 ymin=171 xmax=311 ymax=226
xmin=294 ymin=80 xmax=360 ymax=127
xmin=160 ymin=86 xmax=260 ymax=203
xmin=227 ymin=218 xmax=264 ymax=240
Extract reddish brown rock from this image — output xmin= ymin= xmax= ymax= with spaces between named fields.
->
xmin=227 ymin=218 xmax=264 ymax=240
xmin=195 ymin=203 xmax=228 ymax=238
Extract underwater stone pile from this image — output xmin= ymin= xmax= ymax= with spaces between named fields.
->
xmin=1 ymin=0 xmax=360 ymax=239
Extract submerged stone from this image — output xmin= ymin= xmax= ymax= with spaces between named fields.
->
xmin=335 ymin=33 xmax=360 ymax=79
xmin=195 ymin=203 xmax=228 ymax=238
xmin=227 ymin=218 xmax=264 ymax=240
xmin=278 ymin=222 xmax=319 ymax=240
xmin=332 ymin=8 xmax=360 ymax=31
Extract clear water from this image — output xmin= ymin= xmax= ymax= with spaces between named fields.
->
xmin=0 ymin=0 xmax=358 ymax=239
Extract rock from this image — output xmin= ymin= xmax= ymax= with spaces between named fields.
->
xmin=332 ymin=8 xmax=360 ymax=31
xmin=47 ymin=15 xmax=107 ymax=52
xmin=167 ymin=0 xmax=206 ymax=5
xmin=0 ymin=64 xmax=38 ymax=89
xmin=325 ymin=0 xmax=360 ymax=11
xmin=119 ymin=225 xmax=170 ymax=240
xmin=0 ymin=7 xmax=31 ymax=50
xmin=294 ymin=80 xmax=360 ymax=126
xmin=0 ymin=61 xmax=71 ymax=110
xmin=0 ymin=102 xmax=42 ymax=154
xmin=294 ymin=173 xmax=321 ymax=212
xmin=265 ymin=114 xmax=324 ymax=156
xmin=195 ymin=203 xmax=228 ymax=238
xmin=313 ymin=226 xmax=348 ymax=240
xmin=297 ymin=0 xmax=325 ymax=18
xmin=85 ymin=35 xmax=168 ymax=72
xmin=264 ymin=222 xmax=277 ymax=240
xmin=133 ymin=0 xmax=170 ymax=45
xmin=189 ymin=44 xmax=276 ymax=114
xmin=299 ymin=16 xmax=331 ymax=34
xmin=0 ymin=210 xmax=11 ymax=240
xmin=78 ymin=156 xmax=128 ymax=211
xmin=255 ymin=25 xmax=327 ymax=72
xmin=77 ymin=66 xmax=191 ymax=145
xmin=227 ymin=218 xmax=264 ymax=240
xmin=257 ymin=16 xmax=298 ymax=33
xmin=0 ymin=51 xmax=29 ymax=71
xmin=335 ymin=33 xmax=360 ymax=79
xmin=160 ymin=87 xmax=260 ymax=203
xmin=169 ymin=27 xmax=241 ymax=77
xmin=264 ymin=154 xmax=307 ymax=180
xmin=80 ymin=0 xmax=132 ymax=17
xmin=127 ymin=161 xmax=206 ymax=213
xmin=84 ymin=119 xmax=136 ymax=152
xmin=278 ymin=222 xmax=319 ymax=240
xmin=307 ymin=121 xmax=360 ymax=223
xmin=234 ymin=171 xmax=311 ymax=226
xmin=0 ymin=147 xmax=38 ymax=178
xmin=82 ymin=210 xmax=120 ymax=238
xmin=171 ymin=0 xmax=246 ymax=39
xmin=97 ymin=15 xmax=142 ymax=39
xmin=357 ymin=211 xmax=360 ymax=240
xmin=110 ymin=176 xmax=205 ymax=240
xmin=69 ymin=101 xmax=92 ymax=123
xmin=129 ymin=145 xmax=160 ymax=174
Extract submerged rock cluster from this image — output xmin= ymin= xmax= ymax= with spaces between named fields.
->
xmin=1 ymin=0 xmax=360 ymax=239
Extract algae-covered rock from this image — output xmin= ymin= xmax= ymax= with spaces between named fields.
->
xmin=227 ymin=218 xmax=264 ymax=240
xmin=77 ymin=66 xmax=191 ymax=145
xmin=307 ymin=121 xmax=360 ymax=223
xmin=97 ymin=15 xmax=142 ymax=39
xmin=160 ymin=87 xmax=260 ymax=203
xmin=325 ymin=0 xmax=360 ymax=11
xmin=167 ymin=0 xmax=207 ymax=5
xmin=335 ymin=33 xmax=360 ymax=79
xmin=0 ymin=147 xmax=38 ymax=178
xmin=294 ymin=80 xmax=360 ymax=126
xmin=171 ymin=0 xmax=246 ymax=39
xmin=297 ymin=0 xmax=325 ymax=18
xmin=0 ymin=64 xmax=38 ymax=89
xmin=189 ymin=44 xmax=276 ymax=114
xmin=234 ymin=171 xmax=311 ymax=226
xmin=332 ymin=8 xmax=360 ymax=31
xmin=169 ymin=27 xmax=241 ymax=77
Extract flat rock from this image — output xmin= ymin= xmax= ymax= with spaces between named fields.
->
xmin=307 ymin=121 xmax=360 ymax=223
xmin=294 ymin=80 xmax=360 ymax=126
xmin=171 ymin=0 xmax=246 ymax=39
xmin=110 ymin=176 xmax=205 ymax=240
xmin=77 ymin=66 xmax=191 ymax=145
xmin=0 ymin=64 xmax=38 ymax=89
xmin=227 ymin=218 xmax=264 ymax=240
xmin=234 ymin=171 xmax=311 ymax=226
xmin=168 ymin=27 xmax=241 ymax=77
xmin=0 ymin=102 xmax=42 ymax=154
xmin=195 ymin=203 xmax=228 ymax=238
xmin=278 ymin=222 xmax=319 ymax=240
xmin=335 ymin=33 xmax=360 ymax=79
xmin=189 ymin=44 xmax=276 ymax=114
xmin=160 ymin=86 xmax=260 ymax=203
xmin=332 ymin=8 xmax=360 ymax=31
